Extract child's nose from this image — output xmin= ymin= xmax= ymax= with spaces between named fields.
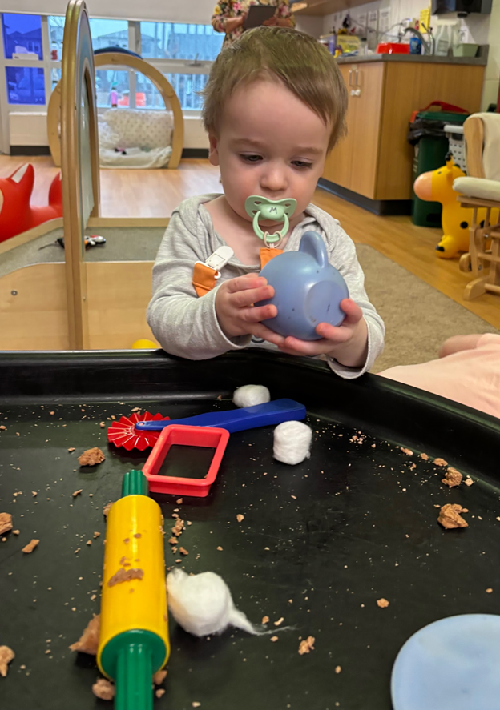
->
xmin=260 ymin=164 xmax=288 ymax=193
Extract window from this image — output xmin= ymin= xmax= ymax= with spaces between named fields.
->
xmin=95 ymin=69 xmax=131 ymax=108
xmin=49 ymin=17 xmax=128 ymax=60
xmin=6 ymin=66 xmax=45 ymax=105
xmin=2 ymin=14 xmax=43 ymax=60
xmin=140 ymin=22 xmax=223 ymax=61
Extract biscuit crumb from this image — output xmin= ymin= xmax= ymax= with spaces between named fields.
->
xmin=442 ymin=468 xmax=462 ymax=488
xmin=298 ymin=636 xmax=315 ymax=655
xmin=22 ymin=539 xmax=39 ymax=554
xmin=377 ymin=598 xmax=389 ymax=608
xmin=420 ymin=453 xmax=429 ymax=460
xmin=67 ymin=447 xmax=75 ymax=452
xmin=0 ymin=646 xmax=14 ymax=677
xmin=70 ymin=615 xmax=100 ymax=655
xmin=486 ymin=588 xmax=493 ymax=593
xmin=217 ymin=546 xmax=223 ymax=551
xmin=176 ymin=498 xmax=183 ymax=504
xmin=107 ymin=568 xmax=143 ymax=587
xmin=179 ymin=547 xmax=188 ymax=556
xmin=438 ymin=503 xmax=469 ymax=529
xmin=0 ymin=513 xmax=13 ymax=535
xmin=153 ymin=669 xmax=167 ymax=685
xmin=155 ymin=689 xmax=166 ymax=698
xmin=93 ymin=531 xmax=100 ymax=539
xmin=92 ymin=678 xmax=115 ymax=701
xmin=335 ymin=665 xmax=341 ymax=673
xmin=401 ymin=447 xmax=413 ymax=455
xmin=274 ymin=617 xmax=284 ymax=626
xmin=236 ymin=514 xmax=244 ymax=522
xmin=433 ymin=458 xmax=448 ymax=467
xmin=192 ymin=703 xmax=201 ymax=708
xmin=465 ymin=477 xmax=474 ymax=487
xmin=271 ymin=636 xmax=278 ymax=642
xmin=262 ymin=616 xmax=269 ymax=625
xmin=78 ymin=447 xmax=105 ymax=467
xmin=103 ymin=502 xmax=112 ymax=517
xmin=72 ymin=489 xmax=83 ymax=498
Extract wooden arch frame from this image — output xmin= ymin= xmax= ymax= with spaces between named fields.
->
xmin=48 ymin=52 xmax=184 ymax=170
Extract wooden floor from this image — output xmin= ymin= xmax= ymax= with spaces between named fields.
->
xmin=1 ymin=155 xmax=498 ymax=327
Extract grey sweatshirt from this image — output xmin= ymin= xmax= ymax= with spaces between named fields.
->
xmin=147 ymin=194 xmax=385 ymax=378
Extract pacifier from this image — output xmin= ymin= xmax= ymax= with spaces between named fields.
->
xmin=244 ymin=196 xmax=297 ymax=245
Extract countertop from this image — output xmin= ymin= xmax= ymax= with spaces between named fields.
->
xmin=336 ymin=51 xmax=488 ymax=67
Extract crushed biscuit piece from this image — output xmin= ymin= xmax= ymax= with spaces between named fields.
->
xmin=298 ymin=636 xmax=315 ymax=655
xmin=92 ymin=678 xmax=115 ymax=701
xmin=486 ymin=588 xmax=493 ymax=593
xmin=271 ymin=636 xmax=278 ymax=642
xmin=72 ymin=489 xmax=83 ymax=498
xmin=70 ymin=615 xmax=100 ymax=655
xmin=176 ymin=498 xmax=183 ymax=504
xmin=420 ymin=453 xmax=429 ymax=460
xmin=0 ymin=513 xmax=13 ymax=535
xmin=236 ymin=514 xmax=245 ymax=523
xmin=103 ymin=502 xmax=112 ymax=517
xmin=74 ymin=548 xmax=80 ymax=554
xmin=93 ymin=531 xmax=100 ymax=539
xmin=335 ymin=665 xmax=341 ymax=673
xmin=192 ymin=703 xmax=201 ymax=708
xmin=32 ymin=491 xmax=37 ymax=497
xmin=217 ymin=546 xmax=223 ymax=551
xmin=134 ymin=533 xmax=141 ymax=539
xmin=442 ymin=468 xmax=462 ymax=488
xmin=153 ymin=669 xmax=167 ymax=685
xmin=401 ymin=447 xmax=413 ymax=455
xmin=433 ymin=458 xmax=448 ymax=467
xmin=465 ymin=477 xmax=474 ymax=487
xmin=262 ymin=616 xmax=269 ymax=625
xmin=274 ymin=617 xmax=284 ymax=626
xmin=131 ymin=407 xmax=141 ymax=413
xmin=0 ymin=425 xmax=5 ymax=431
xmin=13 ymin=530 xmax=19 ymax=536
xmin=0 ymin=646 xmax=15 ymax=677
xmin=99 ymin=422 xmax=105 ymax=428
xmin=187 ymin=521 xmax=192 ymax=526
xmin=179 ymin=547 xmax=188 ymax=556
xmin=107 ymin=568 xmax=143 ymax=588
xmin=22 ymin=539 xmax=39 ymax=554
xmin=67 ymin=447 xmax=75 ymax=452
xmin=86 ymin=540 xmax=92 ymax=546
xmin=78 ymin=447 xmax=105 ymax=467
xmin=377 ymin=598 xmax=389 ymax=608
xmin=168 ymin=537 xmax=177 ymax=545
xmin=438 ymin=503 xmax=469 ymax=529
xmin=155 ymin=689 xmax=166 ymax=698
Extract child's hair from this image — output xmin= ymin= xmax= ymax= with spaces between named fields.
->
xmin=202 ymin=26 xmax=348 ymax=151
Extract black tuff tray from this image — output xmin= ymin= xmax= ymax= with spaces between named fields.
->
xmin=0 ymin=350 xmax=499 ymax=710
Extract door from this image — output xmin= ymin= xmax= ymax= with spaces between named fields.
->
xmin=349 ymin=63 xmax=384 ymax=199
xmin=323 ymin=65 xmax=354 ymax=190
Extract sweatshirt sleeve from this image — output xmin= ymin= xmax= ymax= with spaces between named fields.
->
xmin=324 ymin=224 xmax=385 ymax=379
xmin=147 ymin=211 xmax=251 ymax=360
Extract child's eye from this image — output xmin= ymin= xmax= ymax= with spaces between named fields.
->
xmin=240 ymin=154 xmax=262 ymax=163
xmin=292 ymin=160 xmax=312 ymax=169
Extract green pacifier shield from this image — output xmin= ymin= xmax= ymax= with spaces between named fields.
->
xmin=245 ymin=196 xmax=297 ymax=244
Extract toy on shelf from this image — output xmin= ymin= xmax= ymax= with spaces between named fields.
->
xmin=257 ymin=231 xmax=349 ymax=340
xmin=0 ymin=163 xmax=62 ymax=243
xmin=143 ymin=424 xmax=230 ymax=496
xmin=97 ymin=470 xmax=169 ymax=710
xmin=413 ymin=155 xmax=496 ymax=259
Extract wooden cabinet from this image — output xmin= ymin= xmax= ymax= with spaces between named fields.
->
xmin=322 ymin=60 xmax=485 ymax=205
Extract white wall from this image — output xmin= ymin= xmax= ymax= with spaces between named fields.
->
xmin=0 ymin=0 xmax=216 ymax=24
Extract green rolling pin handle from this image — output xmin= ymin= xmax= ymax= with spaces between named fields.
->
xmin=122 ymin=468 xmax=149 ymax=497
xmin=115 ymin=643 xmax=153 ymax=710
xmin=244 ymin=195 xmax=297 ymax=245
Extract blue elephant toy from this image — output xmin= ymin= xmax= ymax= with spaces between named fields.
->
xmin=257 ymin=231 xmax=349 ymax=341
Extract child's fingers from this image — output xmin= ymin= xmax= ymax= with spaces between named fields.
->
xmin=278 ymin=334 xmax=347 ymax=357
xmin=315 ymin=322 xmax=352 ymax=342
xmin=225 ymin=274 xmax=268 ymax=294
xmin=340 ymin=298 xmax=363 ymax=323
xmin=251 ymin=323 xmax=286 ymax=345
xmin=229 ymin=284 xmax=275 ymax=309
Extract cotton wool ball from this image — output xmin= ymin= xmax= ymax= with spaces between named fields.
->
xmin=232 ymin=384 xmax=270 ymax=408
xmin=166 ymin=569 xmax=263 ymax=637
xmin=273 ymin=420 xmax=312 ymax=465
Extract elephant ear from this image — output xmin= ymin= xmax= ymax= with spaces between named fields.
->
xmin=299 ymin=231 xmax=329 ymax=269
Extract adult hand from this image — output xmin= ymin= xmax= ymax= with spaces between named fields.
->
xmin=263 ymin=15 xmax=278 ymax=25
xmin=274 ymin=299 xmax=369 ymax=368
xmin=216 ymin=274 xmax=284 ymax=343
xmin=224 ymin=14 xmax=246 ymax=33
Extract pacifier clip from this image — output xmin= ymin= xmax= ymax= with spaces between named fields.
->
xmin=192 ymin=196 xmax=297 ymax=297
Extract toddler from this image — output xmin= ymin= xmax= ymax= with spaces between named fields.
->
xmin=147 ymin=27 xmax=384 ymax=378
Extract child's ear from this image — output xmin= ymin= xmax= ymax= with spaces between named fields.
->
xmin=208 ymin=132 xmax=220 ymax=167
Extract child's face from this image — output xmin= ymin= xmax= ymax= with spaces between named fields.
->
xmin=208 ymin=79 xmax=331 ymax=226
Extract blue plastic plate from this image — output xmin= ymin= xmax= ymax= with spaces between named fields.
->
xmin=391 ymin=614 xmax=500 ymax=710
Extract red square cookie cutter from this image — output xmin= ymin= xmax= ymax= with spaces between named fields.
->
xmin=143 ymin=424 xmax=229 ymax=497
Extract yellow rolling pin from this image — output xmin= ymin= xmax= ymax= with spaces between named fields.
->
xmin=97 ymin=470 xmax=170 ymax=710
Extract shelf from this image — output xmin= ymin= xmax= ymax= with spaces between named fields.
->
xmin=293 ymin=0 xmax=369 ymax=17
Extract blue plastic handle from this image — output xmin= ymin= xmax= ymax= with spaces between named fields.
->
xmin=135 ymin=399 xmax=306 ymax=433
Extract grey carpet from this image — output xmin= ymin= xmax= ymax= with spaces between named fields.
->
xmin=1 ymin=230 xmax=497 ymax=370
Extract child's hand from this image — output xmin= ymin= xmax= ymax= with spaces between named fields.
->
xmin=274 ymin=299 xmax=369 ymax=368
xmin=216 ymin=274 xmax=284 ymax=344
